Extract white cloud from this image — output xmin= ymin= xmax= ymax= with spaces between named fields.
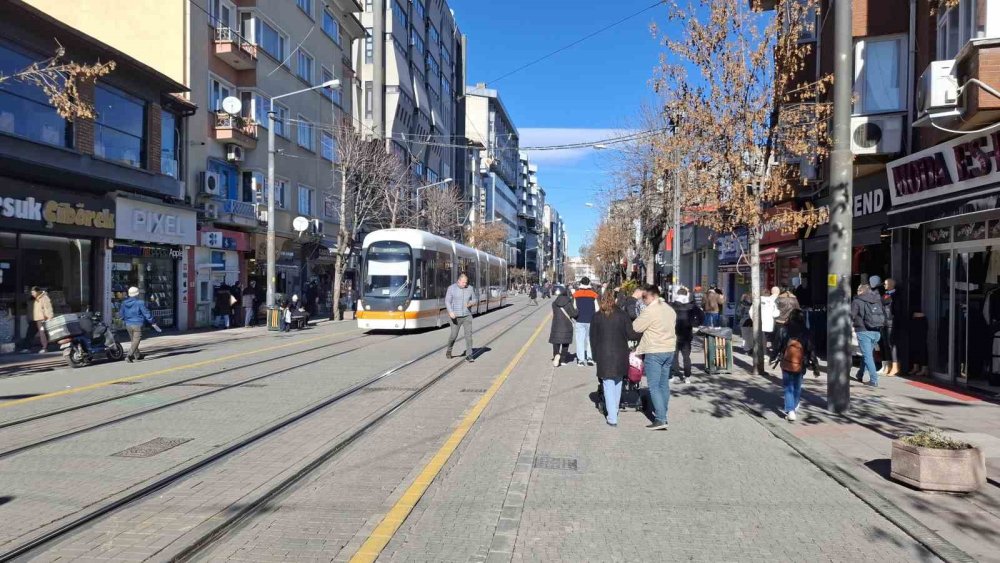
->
xmin=519 ymin=127 xmax=626 ymax=166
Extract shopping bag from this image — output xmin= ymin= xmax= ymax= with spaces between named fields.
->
xmin=627 ymin=352 xmax=644 ymax=383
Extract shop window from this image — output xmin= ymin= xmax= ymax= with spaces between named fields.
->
xmin=161 ymin=110 xmax=180 ymax=178
xmin=20 ymin=234 xmax=93 ymax=316
xmin=94 ymin=84 xmax=146 ymax=168
xmin=0 ymin=43 xmax=72 ymax=148
xmin=111 ymin=245 xmax=176 ymax=329
xmin=853 ymin=36 xmax=906 ymax=115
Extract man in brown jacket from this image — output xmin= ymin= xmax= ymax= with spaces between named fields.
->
xmin=633 ymin=284 xmax=677 ymax=431
xmin=30 ymin=286 xmax=54 ymax=353
xmin=704 ymin=285 xmax=725 ymax=327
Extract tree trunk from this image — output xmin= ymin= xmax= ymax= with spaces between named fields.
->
xmin=331 ymin=167 xmax=349 ymax=321
xmin=750 ymin=231 xmax=765 ymax=375
xmin=644 ymin=244 xmax=656 ymax=285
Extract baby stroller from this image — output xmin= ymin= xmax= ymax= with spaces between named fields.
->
xmin=595 ymin=351 xmax=645 ymax=415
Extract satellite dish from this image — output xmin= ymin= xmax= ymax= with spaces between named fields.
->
xmin=292 ymin=216 xmax=310 ymax=233
xmin=221 ymin=96 xmax=242 ymax=116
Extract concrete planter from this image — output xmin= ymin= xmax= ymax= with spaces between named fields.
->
xmin=890 ymin=439 xmax=986 ymax=492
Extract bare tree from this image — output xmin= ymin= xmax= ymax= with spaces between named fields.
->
xmin=0 ymin=41 xmax=115 ymax=121
xmin=421 ymin=185 xmax=464 ymax=238
xmin=380 ymin=160 xmax=416 ymax=229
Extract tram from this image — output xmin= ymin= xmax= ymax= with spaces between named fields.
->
xmin=356 ymin=229 xmax=508 ymax=330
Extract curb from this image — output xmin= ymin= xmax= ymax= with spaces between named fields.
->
xmin=737 ymin=402 xmax=978 ymax=563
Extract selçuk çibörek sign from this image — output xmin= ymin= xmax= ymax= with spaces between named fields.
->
xmin=887 ymin=130 xmax=1000 ymax=207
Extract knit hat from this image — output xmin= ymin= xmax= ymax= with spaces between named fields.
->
xmin=869 ymin=275 xmax=882 ymax=288
xmin=579 ymin=277 xmax=591 ymax=288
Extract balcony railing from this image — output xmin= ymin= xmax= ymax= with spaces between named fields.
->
xmin=213 ymin=112 xmax=258 ymax=148
xmin=223 ymin=199 xmax=257 ymax=219
xmin=213 ymin=26 xmax=257 ymax=70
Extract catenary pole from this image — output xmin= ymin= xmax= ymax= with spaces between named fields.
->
xmin=827 ymin=0 xmax=853 ymax=413
xmin=266 ymin=108 xmax=276 ymax=312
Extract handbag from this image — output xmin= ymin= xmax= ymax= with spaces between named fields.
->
xmin=627 ymin=351 xmax=644 ymax=382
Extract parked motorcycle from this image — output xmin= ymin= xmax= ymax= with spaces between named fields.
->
xmin=44 ymin=312 xmax=125 ymax=368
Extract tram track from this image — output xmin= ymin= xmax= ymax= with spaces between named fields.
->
xmin=0 ymin=302 xmax=537 ymax=561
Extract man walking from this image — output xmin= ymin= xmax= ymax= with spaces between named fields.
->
xmin=572 ymin=277 xmax=598 ymax=366
xmin=704 ymin=285 xmax=724 ymax=327
xmin=121 ymin=287 xmax=160 ymax=362
xmin=670 ymin=287 xmax=703 ymax=383
xmin=633 ymin=284 xmax=677 ymax=430
xmin=851 ymin=283 xmax=884 ymax=387
xmin=446 ymin=273 xmax=477 ymax=362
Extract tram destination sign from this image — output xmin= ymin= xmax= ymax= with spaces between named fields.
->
xmin=887 ymin=129 xmax=1000 ymax=207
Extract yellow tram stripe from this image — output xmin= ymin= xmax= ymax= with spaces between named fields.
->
xmin=349 ymin=313 xmax=551 ymax=563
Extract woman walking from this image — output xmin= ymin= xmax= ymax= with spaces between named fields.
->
xmin=590 ymin=290 xmax=642 ymax=426
xmin=761 ymin=287 xmax=779 ymax=357
xmin=770 ymin=287 xmax=800 ymax=361
xmin=549 ymin=287 xmax=577 ymax=367
xmin=771 ymin=309 xmax=818 ymax=421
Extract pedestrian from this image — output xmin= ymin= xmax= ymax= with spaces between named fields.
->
xmin=572 ymin=277 xmax=599 ymax=367
xmin=590 ymin=289 xmax=642 ymax=427
xmin=632 ymin=284 xmax=677 ymax=431
xmin=230 ymin=283 xmax=243 ymax=327
xmin=29 ymin=286 xmax=53 ymax=353
xmin=851 ymin=283 xmax=885 ymax=387
xmin=344 ymin=283 xmax=356 ymax=320
xmin=693 ymin=285 xmax=705 ymax=309
xmin=529 ymin=284 xmax=538 ymax=305
xmin=762 ymin=286 xmax=780 ymax=357
xmin=737 ymin=292 xmax=753 ymax=326
xmin=879 ymin=278 xmax=901 ymax=377
xmin=908 ymin=311 xmax=929 ymax=377
xmin=121 ymin=286 xmax=160 ymax=362
xmin=242 ymin=287 xmax=255 ymax=327
xmin=445 ymin=273 xmax=477 ymax=362
xmin=770 ymin=309 xmax=819 ymax=422
xmin=704 ymin=285 xmax=725 ymax=327
xmin=670 ymin=287 xmax=704 ymax=383
xmin=213 ymin=284 xmax=231 ymax=329
xmin=549 ymin=286 xmax=577 ymax=367
xmin=280 ymin=299 xmax=292 ymax=332
xmin=772 ymin=288 xmax=801 ymax=361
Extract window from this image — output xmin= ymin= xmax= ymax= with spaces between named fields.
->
xmin=257 ymin=19 xmax=287 ymax=61
xmin=297 ymin=116 xmax=314 ymax=151
xmin=441 ymin=48 xmax=452 ymax=70
xmin=428 ymin=24 xmax=439 ymax=46
xmin=783 ymin=0 xmax=817 ymax=42
xmin=240 ymin=91 xmax=269 ymax=127
xmin=365 ymin=28 xmax=374 ymax=63
xmin=241 ymin=170 xmax=265 ymax=203
xmin=161 ymin=110 xmax=179 ymax=178
xmin=365 ymin=0 xmax=373 ymax=12
xmin=443 ymin=77 xmax=452 ymax=100
xmin=427 ymin=168 xmax=438 ymax=182
xmin=321 ymin=67 xmax=342 ymax=105
xmin=211 ymin=0 xmax=236 ymax=29
xmin=937 ymin=0 xmax=987 ymax=60
xmin=854 ymin=36 xmax=906 ymax=114
xmin=209 ymin=76 xmax=234 ymax=112
xmin=298 ymin=185 xmax=314 ymax=215
xmin=297 ymin=0 xmax=313 ymax=18
xmin=392 ymin=0 xmax=408 ymax=29
xmin=411 ymin=28 xmax=425 ymax=57
xmin=365 ymin=81 xmax=374 ymax=119
xmin=425 ymin=53 xmax=439 ymax=81
xmin=94 ymin=84 xmax=146 ymax=168
xmin=274 ymin=104 xmax=289 ymax=138
xmin=324 ymin=191 xmax=339 ymax=220
xmin=0 ymin=43 xmax=71 ymax=148
xmin=322 ymin=9 xmax=341 ymax=44
xmin=297 ymin=50 xmax=314 ymax=83
xmin=414 ymin=0 xmax=426 ymax=22
xmin=321 ymin=131 xmax=336 ymax=161
xmin=273 ymin=178 xmax=288 ymax=209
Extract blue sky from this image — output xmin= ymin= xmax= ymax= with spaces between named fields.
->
xmin=449 ymin=0 xmax=669 ymax=257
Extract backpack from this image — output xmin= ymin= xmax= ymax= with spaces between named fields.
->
xmin=781 ymin=337 xmax=806 ymax=373
xmin=861 ymin=300 xmax=886 ymax=330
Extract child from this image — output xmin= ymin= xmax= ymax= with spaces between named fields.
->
xmin=280 ymin=300 xmax=291 ymax=332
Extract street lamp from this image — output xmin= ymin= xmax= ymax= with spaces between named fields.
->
xmin=266 ymin=79 xmax=341 ymax=313
xmin=413 ymin=177 xmax=454 ymax=228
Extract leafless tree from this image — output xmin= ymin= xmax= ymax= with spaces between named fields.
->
xmin=421 ymin=185 xmax=464 ymax=239
xmin=380 ymin=159 xmax=416 ymax=229
xmin=0 ymin=41 xmax=115 ymax=121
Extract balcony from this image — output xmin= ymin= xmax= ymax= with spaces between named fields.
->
xmin=214 ymin=27 xmax=257 ymax=70
xmin=954 ymin=38 xmax=1000 ymax=128
xmin=212 ymin=112 xmax=258 ymax=149
xmin=205 ymin=199 xmax=263 ymax=228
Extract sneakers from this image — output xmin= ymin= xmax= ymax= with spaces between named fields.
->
xmin=465 ymin=356 xmax=475 ymax=363
xmin=576 ymin=360 xmax=586 ymax=367
xmin=786 ymin=410 xmax=797 ymax=422
xmin=586 ymin=360 xmax=595 ymax=367
xmin=606 ymin=420 xmax=618 ymax=427
xmin=552 ymin=354 xmax=561 ymax=367
xmin=645 ymin=422 xmax=668 ymax=431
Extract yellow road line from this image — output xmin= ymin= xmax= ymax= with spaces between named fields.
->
xmin=0 ymin=331 xmax=348 ymax=409
xmin=350 ymin=314 xmax=551 ymax=563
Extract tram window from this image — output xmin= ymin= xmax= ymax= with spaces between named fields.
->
xmin=437 ymin=252 xmax=451 ymax=298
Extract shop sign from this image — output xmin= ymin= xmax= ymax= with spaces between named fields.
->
xmin=760 ymin=203 xmax=799 ymax=246
xmin=202 ymin=232 xmax=224 ymax=248
xmin=1 ymin=180 xmax=115 ymax=237
xmin=926 ymin=227 xmax=951 ymax=245
xmin=114 ymin=244 xmax=183 ymax=259
xmin=115 ymin=197 xmax=197 ymax=246
xmin=853 ymin=188 xmax=885 ymax=217
xmin=955 ymin=221 xmax=987 ymax=242
xmin=888 ymin=130 xmax=1000 ymax=207
xmin=681 ymin=227 xmax=695 ymax=254
xmin=716 ymin=231 xmax=748 ymax=264
xmin=719 ymin=264 xmax=750 ymax=274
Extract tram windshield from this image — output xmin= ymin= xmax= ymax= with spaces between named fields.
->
xmin=364 ymin=241 xmax=412 ymax=299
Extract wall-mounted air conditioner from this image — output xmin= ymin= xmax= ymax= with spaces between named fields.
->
xmin=850 ymin=115 xmax=903 ymax=155
xmin=200 ymin=171 xmax=222 ymax=197
xmin=204 ymin=201 xmax=220 ymax=220
xmin=917 ymin=60 xmax=959 ymax=119
xmin=226 ymin=143 xmax=244 ymax=163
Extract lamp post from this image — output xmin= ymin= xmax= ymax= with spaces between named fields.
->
xmin=413 ymin=177 xmax=454 ymax=230
xmin=266 ymin=80 xmax=340 ymax=315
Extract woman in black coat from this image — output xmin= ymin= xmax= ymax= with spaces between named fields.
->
xmin=549 ymin=288 xmax=577 ymax=367
xmin=590 ymin=290 xmax=642 ymax=426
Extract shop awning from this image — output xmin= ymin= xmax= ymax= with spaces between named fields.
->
xmin=887 ymin=188 xmax=1000 ymax=229
xmin=803 ymin=226 xmax=885 ymax=254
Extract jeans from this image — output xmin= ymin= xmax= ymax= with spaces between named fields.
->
xmin=782 ymin=370 xmax=804 ymax=413
xmin=244 ymin=307 xmax=254 ymax=327
xmin=644 ymin=352 xmax=674 ymax=423
xmin=574 ymin=322 xmax=592 ymax=362
xmin=448 ymin=315 xmax=474 ymax=355
xmin=602 ymin=379 xmax=623 ymax=425
xmin=856 ymin=330 xmax=881 ymax=385
xmin=126 ymin=325 xmax=143 ymax=359
xmin=672 ymin=338 xmax=692 ymax=379
xmin=705 ymin=312 xmax=719 ymax=327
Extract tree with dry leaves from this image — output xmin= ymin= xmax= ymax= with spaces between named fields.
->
xmin=465 ymin=221 xmax=508 ymax=258
xmin=0 ymin=41 xmax=115 ymax=121
xmin=652 ymin=0 xmax=832 ymax=373
xmin=585 ymin=218 xmax=632 ymax=286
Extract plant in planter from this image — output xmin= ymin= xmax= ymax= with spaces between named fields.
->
xmin=890 ymin=430 xmax=986 ymax=492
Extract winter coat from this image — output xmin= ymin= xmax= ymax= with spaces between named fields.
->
xmin=705 ymin=290 xmax=725 ymax=313
xmin=851 ymin=291 xmax=883 ymax=332
xmin=633 ymin=298 xmax=677 ymax=355
xmin=882 ymin=290 xmax=897 ymax=328
xmin=616 ymin=295 xmax=639 ymax=321
xmin=670 ymin=301 xmax=704 ymax=344
xmin=775 ymin=295 xmax=800 ymax=324
xmin=772 ymin=318 xmax=819 ymax=376
xmin=31 ymin=292 xmax=54 ymax=321
xmin=572 ymin=287 xmax=599 ymax=324
xmin=120 ymin=297 xmax=154 ymax=327
xmin=549 ymin=294 xmax=577 ymax=344
xmin=760 ymin=296 xmax=779 ymax=333
xmin=589 ymin=308 xmax=642 ymax=381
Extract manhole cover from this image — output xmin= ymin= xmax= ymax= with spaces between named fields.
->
xmin=533 ymin=455 xmax=578 ymax=471
xmin=460 ymin=388 xmax=487 ymax=393
xmin=112 ymin=437 xmax=192 ymax=458
xmin=177 ymin=383 xmax=266 ymax=388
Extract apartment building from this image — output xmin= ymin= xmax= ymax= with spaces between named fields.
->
xmin=516 ymin=152 xmax=544 ymax=279
xmin=357 ymin=0 xmax=463 ymax=190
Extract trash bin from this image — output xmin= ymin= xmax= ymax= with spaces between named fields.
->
xmin=267 ymin=306 xmax=282 ymax=331
xmin=699 ymin=327 xmax=733 ymax=375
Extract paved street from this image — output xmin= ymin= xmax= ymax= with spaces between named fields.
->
xmin=0 ymin=296 xmax=981 ymax=561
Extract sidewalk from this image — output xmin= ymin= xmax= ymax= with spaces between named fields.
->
xmin=723 ymin=346 xmax=1000 ymax=562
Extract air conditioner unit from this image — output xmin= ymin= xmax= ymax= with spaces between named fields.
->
xmin=226 ymin=143 xmax=244 ymax=163
xmin=850 ymin=115 xmax=904 ymax=155
xmin=200 ymin=171 xmax=222 ymax=197
xmin=204 ymin=201 xmax=220 ymax=220
xmin=311 ymin=219 xmax=324 ymax=235
xmin=917 ymin=60 xmax=959 ymax=118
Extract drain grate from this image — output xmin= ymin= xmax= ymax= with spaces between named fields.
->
xmin=112 ymin=437 xmax=192 ymax=458
xmin=533 ymin=455 xmax=578 ymax=471
xmin=363 ymin=386 xmax=420 ymax=393
xmin=460 ymin=388 xmax=487 ymax=393
xmin=176 ymin=383 xmax=266 ymax=388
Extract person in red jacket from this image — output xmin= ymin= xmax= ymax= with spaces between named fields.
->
xmin=573 ymin=277 xmax=599 ymax=366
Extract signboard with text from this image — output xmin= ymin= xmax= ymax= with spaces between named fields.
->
xmin=115 ymin=197 xmax=197 ymax=246
xmin=887 ymin=130 xmax=1000 ymax=207
xmin=1 ymin=178 xmax=115 ymax=238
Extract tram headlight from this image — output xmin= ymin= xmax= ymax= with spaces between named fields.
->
xmin=397 ymin=305 xmax=403 ymax=311
xmin=365 ymin=304 xmax=371 ymax=311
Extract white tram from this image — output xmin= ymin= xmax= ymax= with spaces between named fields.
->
xmin=356 ymin=229 xmax=508 ymax=330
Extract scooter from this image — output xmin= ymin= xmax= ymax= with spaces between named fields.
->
xmin=58 ymin=312 xmax=125 ymax=368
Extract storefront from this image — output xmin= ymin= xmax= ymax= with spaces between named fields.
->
xmin=192 ymin=228 xmax=250 ymax=328
xmin=888 ymin=129 xmax=1000 ymax=388
xmin=0 ymin=179 xmax=115 ymax=353
xmin=111 ymin=197 xmax=196 ymax=331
